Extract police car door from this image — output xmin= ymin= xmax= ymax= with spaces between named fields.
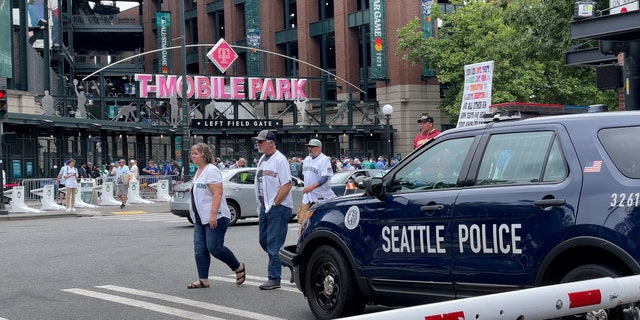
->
xmin=452 ymin=125 xmax=581 ymax=297
xmin=361 ymin=135 xmax=477 ymax=300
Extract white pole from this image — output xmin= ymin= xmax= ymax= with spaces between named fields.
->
xmin=340 ymin=276 xmax=640 ymax=320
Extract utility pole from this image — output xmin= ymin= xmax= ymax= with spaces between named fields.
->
xmin=179 ymin=0 xmax=190 ymax=174
xmin=0 ymin=121 xmax=7 ymax=215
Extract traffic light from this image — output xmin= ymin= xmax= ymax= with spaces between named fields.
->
xmin=0 ymin=89 xmax=7 ymax=119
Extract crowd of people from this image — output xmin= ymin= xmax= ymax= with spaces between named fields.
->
xmin=54 ymin=113 xmax=442 ymax=292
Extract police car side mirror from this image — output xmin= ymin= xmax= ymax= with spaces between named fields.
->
xmin=365 ymin=177 xmax=384 ymax=197
xmin=354 ymin=176 xmax=367 ymax=189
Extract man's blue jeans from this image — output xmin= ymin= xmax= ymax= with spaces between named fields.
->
xmin=193 ymin=217 xmax=241 ymax=279
xmin=259 ymin=205 xmax=291 ymax=282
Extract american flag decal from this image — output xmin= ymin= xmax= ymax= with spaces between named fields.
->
xmin=584 ymin=160 xmax=602 ymax=173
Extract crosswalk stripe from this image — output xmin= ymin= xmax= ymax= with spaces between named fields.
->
xmin=208 ymin=276 xmax=299 ymax=293
xmin=96 ymin=285 xmax=287 ymax=320
xmin=113 ymin=210 xmax=148 ymax=215
xmin=62 ymin=288 xmax=225 ymax=320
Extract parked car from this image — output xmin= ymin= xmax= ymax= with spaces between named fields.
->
xmin=330 ymin=169 xmax=386 ymax=196
xmin=170 ymin=167 xmax=304 ymax=225
xmin=280 ymin=111 xmax=640 ymax=320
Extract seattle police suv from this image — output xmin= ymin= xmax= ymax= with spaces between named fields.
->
xmin=280 ymin=111 xmax=640 ymax=319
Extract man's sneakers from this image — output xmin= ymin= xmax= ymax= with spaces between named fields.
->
xmin=259 ymin=280 xmax=281 ymax=290
xmin=66 ymin=208 xmax=71 ymax=213
xmin=120 ymin=203 xmax=125 ymax=209
xmin=71 ymin=208 xmax=76 ymax=213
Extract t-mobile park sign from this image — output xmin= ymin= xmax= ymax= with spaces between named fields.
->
xmin=134 ymin=74 xmax=308 ymax=101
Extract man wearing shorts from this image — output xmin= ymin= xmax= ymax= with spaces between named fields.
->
xmin=115 ymin=159 xmax=130 ymax=209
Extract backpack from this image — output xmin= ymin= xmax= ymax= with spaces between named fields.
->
xmin=120 ymin=173 xmax=130 ymax=186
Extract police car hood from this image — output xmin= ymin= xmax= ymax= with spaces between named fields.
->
xmin=328 ymin=192 xmax=366 ymax=202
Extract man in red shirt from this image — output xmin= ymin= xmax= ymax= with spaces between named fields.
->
xmin=414 ymin=114 xmax=441 ymax=149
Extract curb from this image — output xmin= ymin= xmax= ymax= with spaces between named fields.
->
xmin=0 ymin=213 xmax=83 ymax=221
xmin=0 ymin=202 xmax=170 ymax=222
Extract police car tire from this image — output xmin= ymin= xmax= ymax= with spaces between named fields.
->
xmin=305 ymin=245 xmax=364 ymax=320
xmin=559 ymin=264 xmax=626 ymax=320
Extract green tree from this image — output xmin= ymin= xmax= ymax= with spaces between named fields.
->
xmin=397 ymin=0 xmax=617 ymax=124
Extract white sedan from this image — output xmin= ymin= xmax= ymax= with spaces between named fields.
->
xmin=170 ymin=167 xmax=304 ymax=225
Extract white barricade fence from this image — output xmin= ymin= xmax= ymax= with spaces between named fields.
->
xmin=17 ymin=178 xmax=58 ymax=203
xmin=7 ymin=186 xmax=42 ymax=213
xmin=71 ymin=179 xmax=98 ymax=208
xmin=153 ymin=179 xmax=171 ymax=202
xmin=31 ymin=184 xmax=66 ymax=211
xmin=127 ymin=181 xmax=153 ymax=204
xmin=340 ymin=275 xmax=640 ymax=320
xmin=96 ymin=181 xmax=121 ymax=206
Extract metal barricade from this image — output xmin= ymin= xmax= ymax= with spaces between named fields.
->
xmin=138 ymin=174 xmax=182 ymax=199
xmin=19 ymin=178 xmax=58 ymax=203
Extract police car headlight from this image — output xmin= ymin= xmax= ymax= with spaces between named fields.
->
xmin=303 ymin=210 xmax=314 ymax=227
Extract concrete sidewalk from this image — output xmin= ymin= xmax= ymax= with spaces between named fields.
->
xmin=0 ymin=201 xmax=171 ymax=221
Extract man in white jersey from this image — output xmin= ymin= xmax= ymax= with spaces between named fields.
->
xmin=299 ymin=139 xmax=335 ymax=232
xmin=253 ymin=129 xmax=293 ymax=290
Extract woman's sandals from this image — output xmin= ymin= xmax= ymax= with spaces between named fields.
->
xmin=235 ymin=263 xmax=246 ymax=285
xmin=187 ymin=279 xmax=210 ymax=289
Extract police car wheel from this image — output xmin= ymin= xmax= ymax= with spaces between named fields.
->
xmin=559 ymin=264 xmax=626 ymax=320
xmin=305 ymin=245 xmax=364 ymax=320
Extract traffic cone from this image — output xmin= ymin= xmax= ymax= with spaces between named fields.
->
xmin=344 ymin=179 xmax=357 ymax=195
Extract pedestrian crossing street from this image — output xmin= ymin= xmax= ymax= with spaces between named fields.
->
xmin=62 ymin=274 xmax=299 ymax=320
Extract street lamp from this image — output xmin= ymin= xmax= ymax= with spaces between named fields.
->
xmin=382 ymin=104 xmax=393 ymax=164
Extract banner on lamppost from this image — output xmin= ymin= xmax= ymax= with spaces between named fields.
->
xmin=156 ymin=11 xmax=172 ymax=74
xmin=0 ymin=0 xmax=10 ymax=78
xmin=245 ymin=0 xmax=262 ymax=76
xmin=246 ymin=27 xmax=262 ymax=76
xmin=456 ymin=61 xmax=494 ymax=128
xmin=421 ymin=0 xmax=436 ymax=77
xmin=369 ymin=0 xmax=388 ymax=80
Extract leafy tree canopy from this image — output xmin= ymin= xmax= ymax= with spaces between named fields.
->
xmin=397 ymin=0 xmax=617 ymax=124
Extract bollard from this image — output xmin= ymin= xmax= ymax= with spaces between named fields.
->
xmin=8 ymin=186 xmax=42 ymax=213
xmin=38 ymin=185 xmax=66 ymax=211
xmin=72 ymin=179 xmax=98 ymax=208
xmin=97 ymin=181 xmax=121 ymax=206
xmin=154 ymin=179 xmax=171 ymax=202
xmin=127 ymin=181 xmax=153 ymax=204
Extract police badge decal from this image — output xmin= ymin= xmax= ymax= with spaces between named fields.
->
xmin=344 ymin=206 xmax=360 ymax=230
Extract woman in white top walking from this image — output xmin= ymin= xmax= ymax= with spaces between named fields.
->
xmin=63 ymin=159 xmax=79 ymax=212
xmin=187 ymin=142 xmax=246 ymax=289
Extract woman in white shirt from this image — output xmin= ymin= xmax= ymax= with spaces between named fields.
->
xmin=187 ymin=143 xmax=246 ymax=289
xmin=63 ymin=159 xmax=79 ymax=212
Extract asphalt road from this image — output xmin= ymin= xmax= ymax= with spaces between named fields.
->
xmin=0 ymin=203 xmax=318 ymax=320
